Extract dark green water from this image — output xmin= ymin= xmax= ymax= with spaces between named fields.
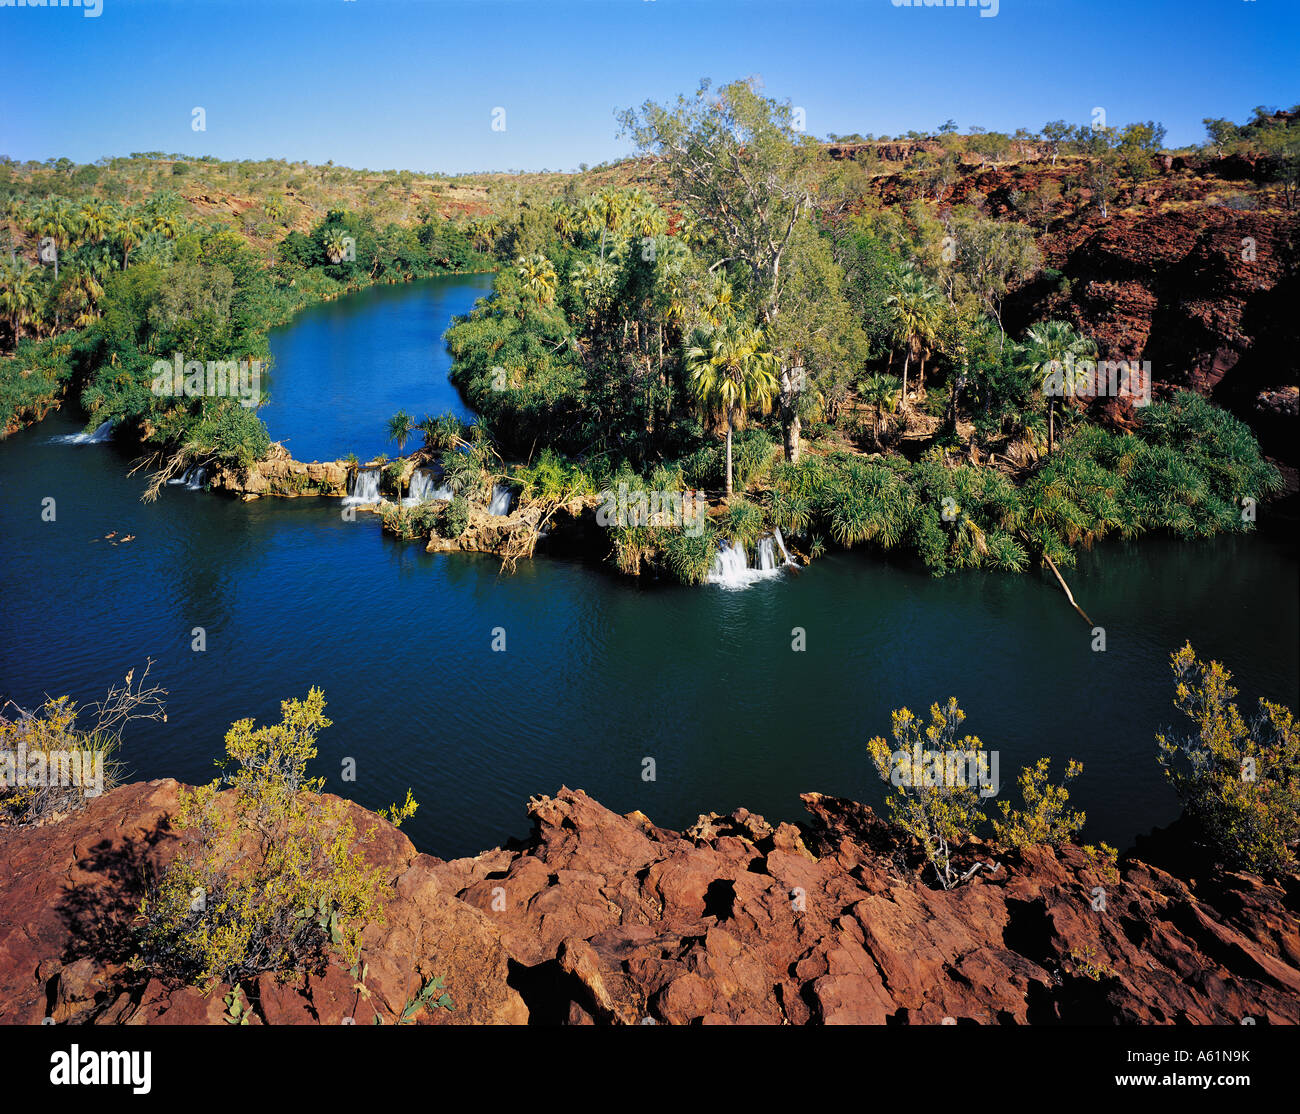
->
xmin=1 ymin=277 xmax=1296 ymax=858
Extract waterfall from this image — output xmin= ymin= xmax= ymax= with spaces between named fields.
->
xmin=773 ymin=527 xmax=793 ymax=566
xmin=405 ymin=468 xmax=452 ymax=505
xmin=51 ymin=419 xmax=114 ymax=445
xmin=343 ymin=468 xmax=384 ymax=505
xmin=705 ymin=535 xmax=791 ymax=588
xmin=488 ymin=483 xmax=513 ymax=516
xmin=168 ymin=464 xmax=208 ymax=490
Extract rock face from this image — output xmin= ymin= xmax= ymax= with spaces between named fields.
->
xmin=1 ymin=782 xmax=1296 ymax=1025
xmin=0 ymin=781 xmax=525 ymax=1026
xmin=859 ymin=152 xmax=1299 ymax=461
xmin=209 ymin=442 xmax=349 ymax=499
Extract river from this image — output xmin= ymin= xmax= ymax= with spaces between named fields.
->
xmin=1 ymin=275 xmax=1295 ymax=858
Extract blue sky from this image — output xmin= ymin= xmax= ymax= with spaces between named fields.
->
xmin=2 ymin=0 xmax=1296 ymax=173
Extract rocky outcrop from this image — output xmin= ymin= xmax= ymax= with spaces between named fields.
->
xmin=858 ymin=152 xmax=1299 ymax=459
xmin=0 ymin=780 xmax=525 ymax=1025
xmin=2 ymin=781 xmax=1296 ymax=1025
xmin=436 ymin=788 xmax=1300 ymax=1025
xmin=208 ymin=442 xmax=350 ymax=500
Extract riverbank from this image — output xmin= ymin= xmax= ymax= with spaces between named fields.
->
xmin=2 ymin=778 xmax=1295 ymax=1025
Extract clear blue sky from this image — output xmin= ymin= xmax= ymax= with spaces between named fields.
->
xmin=2 ymin=0 xmax=1296 ymax=173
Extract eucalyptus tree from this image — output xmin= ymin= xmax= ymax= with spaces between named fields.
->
xmin=764 ymin=220 xmax=868 ymax=458
xmin=620 ymin=78 xmax=821 ymax=463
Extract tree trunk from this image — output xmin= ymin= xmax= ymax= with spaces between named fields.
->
xmin=1048 ymin=398 xmax=1056 ymax=455
xmin=779 ymin=364 xmax=802 ymax=464
xmin=725 ymin=410 xmax=734 ymax=498
xmin=900 ymin=352 xmax=910 ymax=413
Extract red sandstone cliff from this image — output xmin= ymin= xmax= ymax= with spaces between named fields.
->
xmin=1 ymin=780 xmax=1296 ymax=1025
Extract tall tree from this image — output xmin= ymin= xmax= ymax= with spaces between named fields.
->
xmin=885 ymin=267 xmax=941 ymax=412
xmin=1017 ymin=320 xmax=1095 ymax=455
xmin=620 ymin=78 xmax=820 ymax=462
xmin=684 ymin=321 xmax=779 ymax=497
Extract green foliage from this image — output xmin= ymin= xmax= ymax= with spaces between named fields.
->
xmin=868 ymin=698 xmax=1092 ymax=889
xmin=866 ymin=699 xmax=990 ymax=890
xmin=991 ymin=758 xmax=1086 ymax=848
xmin=659 ymin=520 xmax=719 ymax=585
xmin=440 ymin=494 xmax=470 ymax=539
xmin=717 ymin=497 xmax=766 ymax=549
xmin=137 ymin=689 xmax=417 ymax=989
xmin=1156 ymin=643 xmax=1299 ymax=876
xmin=399 ymin=975 xmax=454 ymax=1023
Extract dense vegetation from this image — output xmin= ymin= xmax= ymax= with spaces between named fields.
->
xmin=1 ymin=93 xmax=1290 ymax=580
xmin=0 ymin=160 xmax=483 ymax=471
xmin=440 ymin=85 xmax=1284 ymax=582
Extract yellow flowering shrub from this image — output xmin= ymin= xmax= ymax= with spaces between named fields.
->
xmin=1156 ymin=642 xmax=1299 ymax=875
xmin=138 ymin=688 xmax=414 ymax=990
xmin=992 ymin=757 xmax=1086 ymax=848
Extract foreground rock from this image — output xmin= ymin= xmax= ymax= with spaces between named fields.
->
xmin=0 ymin=783 xmax=1296 ymax=1024
xmin=0 ymin=781 xmax=524 ymax=1025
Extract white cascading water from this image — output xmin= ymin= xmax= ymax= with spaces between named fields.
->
xmin=405 ymin=468 xmax=452 ymax=505
xmin=169 ymin=465 xmax=208 ymax=490
xmin=773 ymin=527 xmax=793 ymax=566
xmin=705 ymin=534 xmax=792 ymax=588
xmin=343 ymin=468 xmax=384 ymax=505
xmin=51 ymin=419 xmax=114 ymax=445
xmin=488 ymin=483 xmax=513 ymax=516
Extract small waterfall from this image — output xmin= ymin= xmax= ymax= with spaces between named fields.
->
xmin=773 ymin=527 xmax=793 ymax=566
xmin=705 ymin=535 xmax=791 ymax=588
xmin=488 ymin=483 xmax=513 ymax=516
xmin=51 ymin=419 xmax=114 ymax=445
xmin=406 ymin=468 xmax=454 ymax=505
xmin=169 ymin=464 xmax=208 ymax=490
xmin=343 ymin=467 xmax=383 ymax=505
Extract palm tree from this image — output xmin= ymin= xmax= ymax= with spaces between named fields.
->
xmin=861 ymin=373 xmax=901 ymax=447
xmin=386 ymin=410 xmax=415 ymax=503
xmin=30 ymin=201 xmax=79 ymax=281
xmin=2 ymin=199 xmax=23 ymax=265
xmin=703 ymin=274 xmax=736 ymax=327
xmin=0 ymin=262 xmax=42 ymax=338
xmin=685 ymin=321 xmax=780 ymax=498
xmin=77 ymin=201 xmax=113 ymax=244
xmin=515 ymin=253 xmax=557 ymax=305
xmin=1017 ymin=320 xmax=1096 ymax=455
xmin=322 ymin=227 xmax=350 ymax=265
xmin=115 ymin=212 xmax=146 ymax=270
xmin=884 ymin=267 xmax=941 ymax=412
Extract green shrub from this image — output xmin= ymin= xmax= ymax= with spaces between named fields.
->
xmin=1156 ymin=643 xmax=1299 ymax=875
xmin=137 ymin=689 xmax=416 ymax=989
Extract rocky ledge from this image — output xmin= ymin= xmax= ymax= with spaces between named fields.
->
xmin=0 ymin=781 xmax=1296 ymax=1025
